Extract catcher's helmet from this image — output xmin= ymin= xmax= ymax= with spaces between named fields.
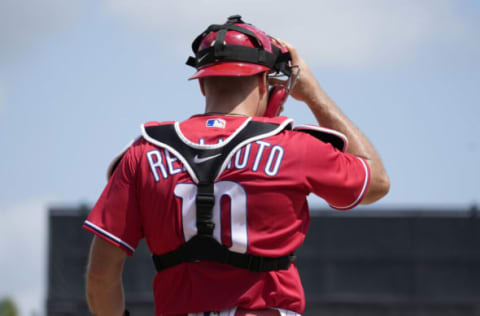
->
xmin=187 ymin=15 xmax=292 ymax=80
xmin=187 ymin=15 xmax=298 ymax=117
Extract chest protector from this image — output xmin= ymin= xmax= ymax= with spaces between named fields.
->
xmin=142 ymin=118 xmax=296 ymax=272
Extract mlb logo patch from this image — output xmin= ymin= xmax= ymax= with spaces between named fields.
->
xmin=206 ymin=118 xmax=226 ymax=129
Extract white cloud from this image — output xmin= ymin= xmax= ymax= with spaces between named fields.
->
xmin=0 ymin=0 xmax=87 ymax=65
xmin=103 ymin=0 xmax=471 ymax=69
xmin=0 ymin=199 xmax=51 ymax=316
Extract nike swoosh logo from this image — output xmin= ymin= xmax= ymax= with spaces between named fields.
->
xmin=193 ymin=153 xmax=222 ymax=164
xmin=197 ymin=53 xmax=208 ymax=63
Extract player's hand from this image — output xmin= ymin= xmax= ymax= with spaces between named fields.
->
xmin=269 ymin=40 xmax=321 ymax=105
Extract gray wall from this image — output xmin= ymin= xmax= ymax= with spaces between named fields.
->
xmin=299 ymin=209 xmax=480 ymax=315
xmin=46 ymin=207 xmax=480 ymax=315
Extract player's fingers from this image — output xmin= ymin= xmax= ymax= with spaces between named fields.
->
xmin=277 ymin=39 xmax=299 ymax=61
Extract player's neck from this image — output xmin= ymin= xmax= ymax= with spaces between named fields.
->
xmin=204 ymin=111 xmax=249 ymax=117
xmin=204 ymin=95 xmax=259 ymax=117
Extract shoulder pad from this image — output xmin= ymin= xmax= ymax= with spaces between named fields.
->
xmin=143 ymin=120 xmax=176 ymax=127
xmin=140 ymin=118 xmax=293 ymax=183
xmin=106 ymin=137 xmax=139 ymax=180
xmin=252 ymin=116 xmax=294 ymax=129
xmin=294 ymin=125 xmax=348 ymax=152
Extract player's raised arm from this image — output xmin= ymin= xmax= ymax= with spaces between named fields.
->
xmin=279 ymin=41 xmax=390 ymax=204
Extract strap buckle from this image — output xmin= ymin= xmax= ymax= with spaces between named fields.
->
xmin=196 ymin=192 xmax=215 ymax=208
xmin=289 ymin=254 xmax=296 ymax=263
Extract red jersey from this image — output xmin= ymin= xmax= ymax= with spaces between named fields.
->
xmin=83 ymin=115 xmax=370 ymax=315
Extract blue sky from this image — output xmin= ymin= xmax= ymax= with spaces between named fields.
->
xmin=0 ymin=0 xmax=479 ymax=315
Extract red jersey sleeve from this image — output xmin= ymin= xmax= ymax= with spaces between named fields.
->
xmin=301 ymin=133 xmax=370 ymax=210
xmin=83 ymin=141 xmax=144 ymax=255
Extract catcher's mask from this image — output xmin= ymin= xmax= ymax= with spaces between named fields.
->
xmin=186 ymin=15 xmax=299 ymax=117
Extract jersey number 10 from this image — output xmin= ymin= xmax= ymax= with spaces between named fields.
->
xmin=174 ymin=181 xmax=248 ymax=254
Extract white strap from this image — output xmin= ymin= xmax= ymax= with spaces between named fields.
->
xmin=272 ymin=307 xmax=302 ymax=316
xmin=188 ymin=306 xmax=237 ymax=316
xmin=189 ymin=307 xmax=299 ymax=316
xmin=223 ymin=306 xmax=237 ymax=316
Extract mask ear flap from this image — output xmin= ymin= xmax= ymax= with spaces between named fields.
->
xmin=264 ymin=86 xmax=288 ymax=117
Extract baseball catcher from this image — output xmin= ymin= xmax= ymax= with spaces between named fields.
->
xmin=84 ymin=15 xmax=389 ymax=316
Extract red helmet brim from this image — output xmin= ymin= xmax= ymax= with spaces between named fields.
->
xmin=188 ymin=62 xmax=270 ymax=80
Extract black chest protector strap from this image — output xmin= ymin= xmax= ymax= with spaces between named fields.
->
xmin=145 ymin=120 xmax=295 ymax=272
